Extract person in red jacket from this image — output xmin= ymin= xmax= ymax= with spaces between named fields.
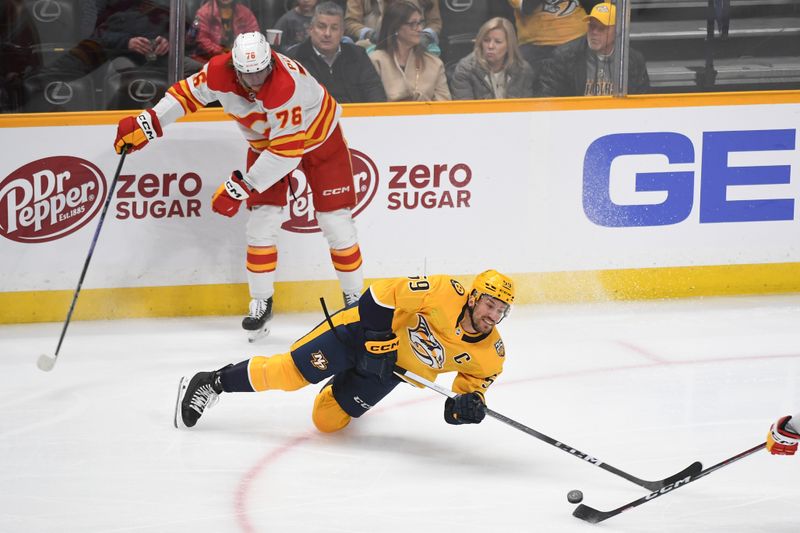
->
xmin=192 ymin=0 xmax=260 ymax=62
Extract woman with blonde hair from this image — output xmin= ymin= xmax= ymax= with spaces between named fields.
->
xmin=368 ymin=1 xmax=451 ymax=101
xmin=450 ymin=17 xmax=535 ymax=100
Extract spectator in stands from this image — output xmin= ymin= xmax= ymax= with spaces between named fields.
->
xmin=22 ymin=0 xmax=200 ymax=102
xmin=90 ymin=0 xmax=202 ymax=75
xmin=274 ymin=0 xmax=317 ymax=52
xmin=536 ymin=3 xmax=649 ymax=96
xmin=286 ymin=2 xmax=386 ymax=103
xmin=369 ymin=1 xmax=450 ymax=101
xmin=346 ymin=0 xmax=442 ymax=54
xmin=508 ymin=0 xmax=602 ymax=69
xmin=1 ymin=0 xmax=42 ymax=111
xmin=450 ymin=17 xmax=535 ymax=100
xmin=193 ymin=0 xmax=260 ymax=62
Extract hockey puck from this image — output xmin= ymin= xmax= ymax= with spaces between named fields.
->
xmin=567 ymin=490 xmax=584 ymax=504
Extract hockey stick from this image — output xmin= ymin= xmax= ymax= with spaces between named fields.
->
xmin=395 ymin=368 xmax=702 ymax=491
xmin=37 ymin=149 xmax=128 ymax=372
xmin=572 ymin=442 xmax=765 ymax=524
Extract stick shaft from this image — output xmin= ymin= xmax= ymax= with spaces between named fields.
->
xmin=573 ymin=442 xmax=765 ymax=523
xmin=397 ymin=368 xmax=701 ymax=491
xmin=53 ymin=150 xmax=127 ymax=358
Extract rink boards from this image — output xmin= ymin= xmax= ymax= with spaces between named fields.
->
xmin=1 ymin=92 xmax=799 ymax=323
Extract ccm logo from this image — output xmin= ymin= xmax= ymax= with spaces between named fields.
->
xmin=645 ymin=476 xmax=691 ymax=500
xmin=583 ymin=129 xmax=796 ymax=227
xmin=366 ymin=339 xmax=400 ymax=354
xmin=322 ymin=186 xmax=350 ymax=196
xmin=557 ymin=442 xmax=602 ymax=465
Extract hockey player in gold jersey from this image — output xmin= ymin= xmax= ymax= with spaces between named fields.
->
xmin=174 ymin=269 xmax=514 ymax=432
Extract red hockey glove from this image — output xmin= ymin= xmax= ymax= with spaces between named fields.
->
xmin=211 ymin=170 xmax=251 ymax=217
xmin=114 ymin=108 xmax=162 ymax=154
xmin=767 ymin=415 xmax=799 ymax=455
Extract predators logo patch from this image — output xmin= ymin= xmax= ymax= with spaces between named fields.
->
xmin=310 ymin=350 xmax=329 ymax=370
xmin=494 ymin=339 xmax=505 ymax=357
xmin=450 ymin=279 xmax=465 ymax=296
xmin=408 ymin=315 xmax=446 ymax=369
xmin=543 ymin=0 xmax=579 ymax=16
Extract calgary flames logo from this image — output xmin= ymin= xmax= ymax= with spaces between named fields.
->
xmin=408 ymin=315 xmax=445 ymax=369
xmin=0 ymin=156 xmax=106 ymax=243
xmin=282 ymin=148 xmax=378 ymax=233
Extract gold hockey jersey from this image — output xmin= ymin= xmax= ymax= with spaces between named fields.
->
xmin=367 ymin=275 xmax=506 ymax=398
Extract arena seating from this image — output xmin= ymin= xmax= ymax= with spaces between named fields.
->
xmin=631 ymin=0 xmax=800 ymax=92
xmin=21 ymin=71 xmax=96 ymax=112
xmin=102 ymin=68 xmax=170 ymax=111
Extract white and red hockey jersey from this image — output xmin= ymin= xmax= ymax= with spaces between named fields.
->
xmin=150 ymin=50 xmax=341 ymax=192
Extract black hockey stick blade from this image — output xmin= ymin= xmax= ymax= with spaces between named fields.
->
xmin=647 ymin=460 xmax=703 ymax=490
xmin=572 ymin=442 xmax=765 ymax=524
xmin=572 ymin=502 xmax=614 ymax=524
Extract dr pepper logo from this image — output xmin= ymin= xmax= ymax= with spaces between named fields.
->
xmin=0 ymin=156 xmax=106 ymax=243
xmin=283 ymin=149 xmax=378 ymax=233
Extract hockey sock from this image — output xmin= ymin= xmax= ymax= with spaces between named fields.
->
xmin=248 ymin=353 xmax=309 ymax=392
xmin=330 ymin=244 xmax=363 ymax=294
xmin=218 ymin=361 xmax=255 ymax=392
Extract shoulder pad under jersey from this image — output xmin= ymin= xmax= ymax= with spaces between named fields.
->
xmin=205 ymin=52 xmax=239 ymax=93
xmin=256 ymin=52 xmax=298 ymax=109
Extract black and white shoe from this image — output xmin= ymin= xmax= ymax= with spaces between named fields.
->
xmin=242 ymin=297 xmax=273 ymax=342
xmin=343 ymin=291 xmax=360 ymax=308
xmin=174 ymin=371 xmax=224 ymax=429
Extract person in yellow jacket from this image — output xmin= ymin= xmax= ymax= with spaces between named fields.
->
xmin=174 ymin=270 xmax=515 ymax=432
xmin=508 ymin=0 xmax=601 ymax=68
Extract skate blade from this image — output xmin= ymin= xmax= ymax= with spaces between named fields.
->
xmin=247 ymin=325 xmax=271 ymax=343
xmin=173 ymin=376 xmax=189 ymax=429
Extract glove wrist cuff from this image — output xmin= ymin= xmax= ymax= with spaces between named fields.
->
xmin=778 ymin=416 xmax=800 ymax=439
xmin=225 ymin=171 xmax=252 ymax=201
xmin=365 ymin=337 xmax=399 ymax=355
xmin=136 ymin=109 xmax=162 ymax=141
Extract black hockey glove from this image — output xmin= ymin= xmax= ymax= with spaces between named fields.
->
xmin=444 ymin=392 xmax=486 ymax=425
xmin=356 ymin=330 xmax=399 ymax=383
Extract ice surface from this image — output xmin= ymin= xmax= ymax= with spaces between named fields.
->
xmin=1 ymin=294 xmax=799 ymax=532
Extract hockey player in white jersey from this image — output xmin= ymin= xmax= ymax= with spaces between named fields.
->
xmin=114 ymin=32 xmax=365 ymax=341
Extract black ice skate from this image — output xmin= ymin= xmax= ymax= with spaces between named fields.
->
xmin=174 ymin=371 xmax=223 ymax=429
xmin=242 ymin=297 xmax=273 ymax=342
xmin=343 ymin=291 xmax=360 ymax=308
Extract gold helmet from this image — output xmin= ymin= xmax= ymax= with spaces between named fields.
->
xmin=470 ymin=269 xmax=515 ymax=306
